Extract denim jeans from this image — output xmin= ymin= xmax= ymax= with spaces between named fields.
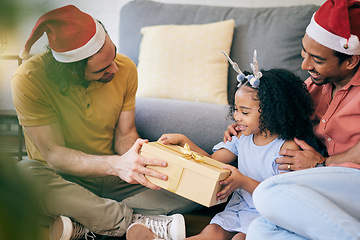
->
xmin=246 ymin=167 xmax=360 ymax=240
xmin=17 ymin=159 xmax=200 ymax=237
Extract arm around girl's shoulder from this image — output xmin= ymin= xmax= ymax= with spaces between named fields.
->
xmin=281 ymin=139 xmax=301 ymax=152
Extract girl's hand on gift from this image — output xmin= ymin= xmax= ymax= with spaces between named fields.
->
xmin=159 ymin=134 xmax=211 ymax=158
xmin=216 ymin=164 xmax=244 ymax=200
xmin=158 ymin=133 xmax=188 ymax=146
xmin=217 ymin=165 xmax=261 ymax=199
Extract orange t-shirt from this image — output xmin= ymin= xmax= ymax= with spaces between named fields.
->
xmin=11 ymin=53 xmax=138 ymax=161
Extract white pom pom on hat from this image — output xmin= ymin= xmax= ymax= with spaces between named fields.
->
xmin=19 ymin=5 xmax=105 ymax=63
xmin=19 ymin=48 xmax=31 ymax=60
xmin=306 ymin=0 xmax=360 ymax=55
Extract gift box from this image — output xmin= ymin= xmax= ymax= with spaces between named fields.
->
xmin=140 ymin=141 xmax=230 ymax=207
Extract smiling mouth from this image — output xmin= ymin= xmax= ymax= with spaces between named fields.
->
xmin=238 ymin=125 xmax=247 ymax=131
xmin=308 ymin=71 xmax=320 ymax=79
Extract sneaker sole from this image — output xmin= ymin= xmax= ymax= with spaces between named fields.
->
xmin=49 ymin=216 xmax=73 ymax=240
xmin=126 ymin=222 xmax=158 ymax=240
xmin=168 ymin=214 xmax=186 ymax=240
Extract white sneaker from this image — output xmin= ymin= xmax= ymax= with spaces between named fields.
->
xmin=126 ymin=214 xmax=186 ymax=240
xmin=49 ymin=215 xmax=95 ymax=240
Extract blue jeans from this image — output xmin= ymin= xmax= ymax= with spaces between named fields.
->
xmin=246 ymin=167 xmax=360 ymax=240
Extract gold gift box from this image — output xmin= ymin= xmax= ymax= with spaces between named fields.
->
xmin=140 ymin=141 xmax=230 ymax=207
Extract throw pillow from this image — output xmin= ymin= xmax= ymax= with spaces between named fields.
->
xmin=136 ymin=19 xmax=235 ymax=105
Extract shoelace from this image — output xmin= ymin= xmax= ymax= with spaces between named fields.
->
xmin=84 ymin=232 xmax=96 ymax=240
xmin=134 ymin=216 xmax=171 ymax=239
xmin=72 ymin=222 xmax=96 ymax=240
xmin=145 ymin=217 xmax=170 ymax=239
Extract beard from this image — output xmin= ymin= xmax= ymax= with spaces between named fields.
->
xmin=311 ymin=76 xmax=330 ymax=86
xmin=308 ymin=70 xmax=330 ymax=86
xmin=97 ymin=73 xmax=115 ymax=83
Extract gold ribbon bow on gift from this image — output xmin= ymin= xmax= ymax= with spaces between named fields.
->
xmin=180 ymin=143 xmax=205 ymax=163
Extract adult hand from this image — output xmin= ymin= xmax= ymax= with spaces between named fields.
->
xmin=223 ymin=122 xmax=239 ymax=143
xmin=216 ymin=164 xmax=243 ymax=201
xmin=276 ymin=138 xmax=323 ymax=171
xmin=108 ymin=138 xmax=168 ymax=190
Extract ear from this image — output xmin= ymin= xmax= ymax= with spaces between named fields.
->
xmin=345 ymin=55 xmax=360 ymax=70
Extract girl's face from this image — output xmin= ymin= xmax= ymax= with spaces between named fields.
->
xmin=233 ymin=86 xmax=261 ymax=136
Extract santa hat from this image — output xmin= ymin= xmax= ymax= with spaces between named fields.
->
xmin=19 ymin=5 xmax=105 ymax=63
xmin=306 ymin=0 xmax=360 ymax=55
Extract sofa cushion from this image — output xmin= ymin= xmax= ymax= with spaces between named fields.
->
xmin=136 ymin=20 xmax=234 ymax=105
xmin=119 ymin=1 xmax=319 ymax=103
xmin=135 ymin=97 xmax=234 ymax=154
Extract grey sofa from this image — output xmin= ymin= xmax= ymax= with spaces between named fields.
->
xmin=119 ymin=0 xmax=319 ymax=154
xmin=119 ymin=0 xmax=319 ymax=235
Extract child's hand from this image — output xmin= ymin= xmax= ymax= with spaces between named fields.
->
xmin=158 ymin=134 xmax=186 ymax=146
xmin=216 ymin=164 xmax=244 ymax=200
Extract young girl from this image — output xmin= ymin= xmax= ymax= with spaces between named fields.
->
xmin=158 ymin=51 xmax=317 ymax=240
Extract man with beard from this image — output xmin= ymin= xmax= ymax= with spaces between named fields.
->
xmin=12 ymin=5 xmax=198 ymax=240
xmin=224 ymin=0 xmax=360 ymax=239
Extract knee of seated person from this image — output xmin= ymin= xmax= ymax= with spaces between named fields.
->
xmin=16 ymin=158 xmax=37 ymax=173
xmin=253 ymin=176 xmax=284 ymax=216
xmin=16 ymin=158 xmax=53 ymax=185
xmin=16 ymin=158 xmax=44 ymax=173
xmin=254 ymin=174 xmax=302 ymax=220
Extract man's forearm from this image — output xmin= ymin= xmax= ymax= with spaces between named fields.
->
xmin=325 ymin=141 xmax=360 ymax=166
xmin=115 ymin=130 xmax=139 ymax=155
xmin=46 ymin=145 xmax=116 ymax=177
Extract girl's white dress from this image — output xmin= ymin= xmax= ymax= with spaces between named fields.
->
xmin=210 ymin=134 xmax=285 ymax=234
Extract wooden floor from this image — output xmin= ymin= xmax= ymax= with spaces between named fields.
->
xmin=185 ymin=213 xmax=213 ymax=236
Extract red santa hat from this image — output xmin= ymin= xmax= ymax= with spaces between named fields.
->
xmin=19 ymin=5 xmax=105 ymax=63
xmin=306 ymin=0 xmax=360 ymax=55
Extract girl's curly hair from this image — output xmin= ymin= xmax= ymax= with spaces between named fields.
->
xmin=230 ymin=68 xmax=317 ymax=148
